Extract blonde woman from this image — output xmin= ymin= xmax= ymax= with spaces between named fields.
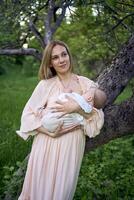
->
xmin=17 ymin=40 xmax=106 ymax=200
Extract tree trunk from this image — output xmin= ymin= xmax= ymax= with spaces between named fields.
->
xmin=97 ymin=35 xmax=134 ymax=105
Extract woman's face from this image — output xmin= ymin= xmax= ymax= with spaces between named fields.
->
xmin=50 ymin=44 xmax=70 ymax=75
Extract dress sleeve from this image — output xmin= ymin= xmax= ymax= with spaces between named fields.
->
xmin=81 ymin=77 xmax=104 ymax=138
xmin=16 ymin=80 xmax=46 ymax=140
xmin=83 ymin=108 xmax=104 ymax=138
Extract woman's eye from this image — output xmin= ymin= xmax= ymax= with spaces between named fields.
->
xmin=64 ymin=52 xmax=67 ymax=56
xmin=62 ymin=52 xmax=67 ymax=57
xmin=52 ymin=56 xmax=58 ymax=60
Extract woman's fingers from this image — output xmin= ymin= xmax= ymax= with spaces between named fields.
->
xmin=55 ymin=99 xmax=64 ymax=105
xmin=59 ymin=124 xmax=81 ymax=134
xmin=50 ymin=105 xmax=64 ymax=112
xmin=55 ymin=121 xmax=64 ymax=134
xmin=51 ymin=95 xmax=80 ymax=114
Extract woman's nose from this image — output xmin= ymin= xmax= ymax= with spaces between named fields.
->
xmin=59 ymin=56 xmax=64 ymax=63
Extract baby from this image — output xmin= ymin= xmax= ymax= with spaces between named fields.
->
xmin=41 ymin=91 xmax=93 ymax=135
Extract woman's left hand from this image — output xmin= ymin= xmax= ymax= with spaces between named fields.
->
xmin=51 ymin=96 xmax=80 ymax=116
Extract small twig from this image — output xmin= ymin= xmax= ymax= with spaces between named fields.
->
xmin=106 ymin=12 xmax=134 ymax=33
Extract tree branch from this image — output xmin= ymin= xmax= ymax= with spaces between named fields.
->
xmin=85 ymin=96 xmax=134 ymax=151
xmin=29 ymin=19 xmax=45 ymax=48
xmin=112 ymin=15 xmax=131 ymax=32
xmin=117 ymin=2 xmax=134 ymax=8
xmin=44 ymin=0 xmax=72 ymax=44
xmin=51 ymin=0 xmax=71 ymax=35
xmin=0 ymin=48 xmax=42 ymax=61
xmin=109 ymin=13 xmax=134 ymax=32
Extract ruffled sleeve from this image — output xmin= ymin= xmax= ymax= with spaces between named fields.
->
xmin=79 ymin=76 xmax=104 ymax=138
xmin=83 ymin=108 xmax=104 ymax=138
xmin=16 ymin=80 xmax=46 ymax=140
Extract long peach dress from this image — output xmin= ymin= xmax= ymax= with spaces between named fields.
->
xmin=17 ymin=75 xmax=104 ymax=200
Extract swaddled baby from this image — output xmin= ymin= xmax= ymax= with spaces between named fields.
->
xmin=41 ymin=91 xmax=93 ymax=134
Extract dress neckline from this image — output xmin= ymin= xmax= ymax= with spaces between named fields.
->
xmin=56 ymin=74 xmax=83 ymax=94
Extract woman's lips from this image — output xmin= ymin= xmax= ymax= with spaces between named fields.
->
xmin=59 ymin=64 xmax=66 ymax=68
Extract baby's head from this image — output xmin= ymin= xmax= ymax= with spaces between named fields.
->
xmin=83 ymin=90 xmax=93 ymax=105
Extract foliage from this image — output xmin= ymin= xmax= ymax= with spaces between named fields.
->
xmin=0 ymin=160 xmax=28 ymax=200
xmin=74 ymin=136 xmax=134 ymax=200
xmin=0 ymin=0 xmax=46 ymax=48
xmin=0 ymin=1 xmax=134 ymax=77
xmin=54 ymin=1 xmax=134 ymax=77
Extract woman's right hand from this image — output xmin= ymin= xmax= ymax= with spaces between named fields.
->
xmin=53 ymin=123 xmax=82 ymax=138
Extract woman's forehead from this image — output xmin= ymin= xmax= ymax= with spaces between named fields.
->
xmin=52 ymin=45 xmax=67 ymax=56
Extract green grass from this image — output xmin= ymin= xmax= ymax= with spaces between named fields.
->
xmin=0 ymin=74 xmax=39 ymax=190
xmin=0 ymin=73 xmax=134 ymax=199
xmin=115 ymin=85 xmax=133 ymax=104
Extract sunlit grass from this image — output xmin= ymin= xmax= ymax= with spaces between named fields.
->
xmin=0 ymin=74 xmax=38 ymax=187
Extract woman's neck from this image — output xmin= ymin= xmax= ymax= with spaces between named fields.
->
xmin=57 ymin=71 xmax=73 ymax=82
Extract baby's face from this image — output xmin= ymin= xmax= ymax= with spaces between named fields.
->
xmin=83 ymin=91 xmax=93 ymax=103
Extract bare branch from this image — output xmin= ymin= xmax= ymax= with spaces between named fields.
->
xmin=112 ymin=15 xmax=131 ymax=32
xmin=29 ymin=20 xmax=45 ymax=48
xmin=117 ymin=2 xmax=134 ymax=8
xmin=0 ymin=48 xmax=42 ymax=61
xmin=44 ymin=0 xmax=72 ymax=44
xmin=109 ymin=13 xmax=134 ymax=32
xmin=51 ymin=1 xmax=71 ymax=34
xmin=104 ymin=2 xmax=119 ymax=16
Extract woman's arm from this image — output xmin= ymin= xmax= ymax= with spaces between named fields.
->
xmin=51 ymin=89 xmax=106 ymax=120
xmin=36 ymin=124 xmax=82 ymax=138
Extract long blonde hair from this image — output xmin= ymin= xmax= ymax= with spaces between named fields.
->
xmin=38 ymin=40 xmax=73 ymax=80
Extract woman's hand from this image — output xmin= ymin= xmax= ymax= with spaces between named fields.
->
xmin=52 ymin=123 xmax=82 ymax=138
xmin=36 ymin=123 xmax=82 ymax=138
xmin=50 ymin=96 xmax=80 ymax=116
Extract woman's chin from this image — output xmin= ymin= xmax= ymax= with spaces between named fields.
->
xmin=57 ymin=68 xmax=70 ymax=75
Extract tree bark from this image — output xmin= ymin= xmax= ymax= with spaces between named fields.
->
xmin=85 ymin=96 xmax=134 ymax=151
xmin=0 ymin=48 xmax=42 ymax=60
xmin=84 ymin=34 xmax=134 ymax=151
xmin=97 ymin=34 xmax=134 ymax=105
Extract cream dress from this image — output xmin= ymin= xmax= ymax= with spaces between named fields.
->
xmin=17 ymin=75 xmax=104 ymax=200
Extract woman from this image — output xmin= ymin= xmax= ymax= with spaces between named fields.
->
xmin=17 ymin=40 xmax=106 ymax=200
